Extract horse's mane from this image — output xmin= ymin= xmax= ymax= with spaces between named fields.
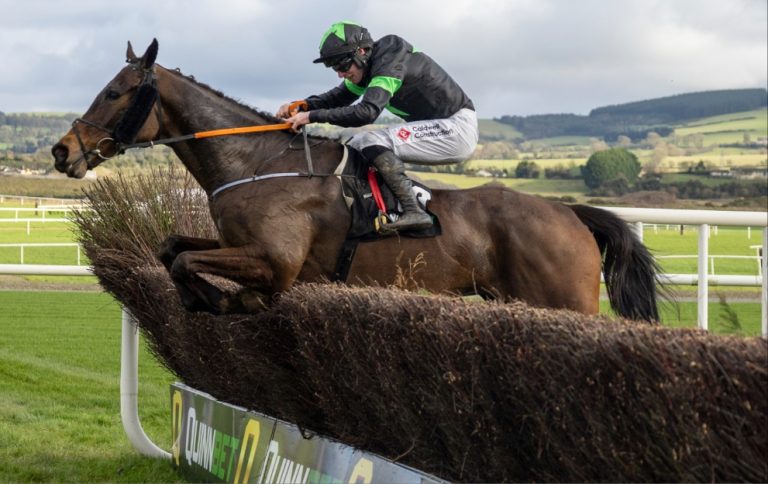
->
xmin=163 ymin=64 xmax=283 ymax=124
xmin=161 ymin=64 xmax=339 ymax=143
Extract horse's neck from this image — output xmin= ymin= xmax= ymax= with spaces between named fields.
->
xmin=157 ymin=67 xmax=288 ymax=193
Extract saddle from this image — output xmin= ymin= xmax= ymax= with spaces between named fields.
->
xmin=332 ymin=146 xmax=441 ymax=281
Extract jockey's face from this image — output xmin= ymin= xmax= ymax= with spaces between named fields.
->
xmin=337 ymin=62 xmax=364 ymax=84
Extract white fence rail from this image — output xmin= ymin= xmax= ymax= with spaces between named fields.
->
xmin=601 ymin=207 xmax=767 ymax=336
xmin=0 ymin=211 xmax=71 ymax=235
xmin=0 ymin=243 xmax=83 ymax=265
xmin=0 ymin=206 xmax=85 ymax=219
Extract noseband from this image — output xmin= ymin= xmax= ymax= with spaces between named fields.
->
xmin=71 ymin=64 xmax=160 ymax=166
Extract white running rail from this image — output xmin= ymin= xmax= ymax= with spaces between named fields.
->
xmin=600 ymin=207 xmax=766 ymax=335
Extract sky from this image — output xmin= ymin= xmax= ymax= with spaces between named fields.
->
xmin=0 ymin=0 xmax=765 ymax=118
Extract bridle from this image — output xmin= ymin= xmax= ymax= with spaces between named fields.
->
xmin=70 ymin=63 xmax=161 ymax=167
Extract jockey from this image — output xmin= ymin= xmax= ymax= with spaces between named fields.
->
xmin=278 ymin=21 xmax=478 ymax=232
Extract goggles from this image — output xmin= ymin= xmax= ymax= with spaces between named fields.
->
xmin=326 ymin=56 xmax=355 ymax=73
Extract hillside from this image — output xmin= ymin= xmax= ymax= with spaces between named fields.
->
xmin=496 ymin=88 xmax=767 ymax=141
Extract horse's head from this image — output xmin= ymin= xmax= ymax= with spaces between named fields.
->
xmin=52 ymin=39 xmax=162 ymax=178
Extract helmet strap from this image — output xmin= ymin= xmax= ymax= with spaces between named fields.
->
xmin=352 ymin=47 xmax=370 ymax=69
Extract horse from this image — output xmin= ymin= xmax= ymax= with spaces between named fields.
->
xmin=52 ymin=39 xmax=662 ymax=321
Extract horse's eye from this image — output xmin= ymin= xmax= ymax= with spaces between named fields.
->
xmin=105 ymin=90 xmax=121 ymax=100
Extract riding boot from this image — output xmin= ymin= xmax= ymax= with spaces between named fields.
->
xmin=371 ymin=151 xmax=433 ymax=232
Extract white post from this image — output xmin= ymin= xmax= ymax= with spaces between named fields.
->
xmin=20 ymin=245 xmax=24 ymax=264
xmin=698 ymin=224 xmax=709 ymax=331
xmin=634 ymin=222 xmax=644 ymax=242
xmin=762 ymin=228 xmax=767 ymax=339
xmin=120 ymin=309 xmax=171 ymax=459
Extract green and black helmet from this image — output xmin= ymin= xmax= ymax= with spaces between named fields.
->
xmin=313 ymin=21 xmax=373 ymax=70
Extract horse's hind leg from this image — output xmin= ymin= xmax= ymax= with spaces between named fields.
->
xmin=169 ymin=247 xmax=277 ymax=315
xmin=157 ymin=234 xmax=221 ymax=272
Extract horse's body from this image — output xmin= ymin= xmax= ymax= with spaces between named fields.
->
xmin=52 ymin=40 xmax=661 ymax=320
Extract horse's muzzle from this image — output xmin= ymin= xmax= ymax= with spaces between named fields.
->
xmin=51 ymin=142 xmax=88 ymax=178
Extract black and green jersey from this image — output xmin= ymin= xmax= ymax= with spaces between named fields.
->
xmin=306 ymin=35 xmax=474 ymax=127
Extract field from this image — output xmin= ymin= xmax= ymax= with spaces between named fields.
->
xmin=674 ymin=109 xmax=768 ymax=145
xmin=0 ymin=291 xmax=180 ymax=482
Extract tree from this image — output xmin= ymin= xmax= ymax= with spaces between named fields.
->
xmin=616 ymin=135 xmax=632 ymax=147
xmin=581 ymin=148 xmax=641 ymax=189
xmin=645 ymin=131 xmax=662 ymax=147
xmin=515 ymin=160 xmax=540 ymax=179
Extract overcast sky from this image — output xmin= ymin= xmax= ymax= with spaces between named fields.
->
xmin=0 ymin=0 xmax=765 ymax=118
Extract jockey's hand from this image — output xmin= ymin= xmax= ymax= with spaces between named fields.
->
xmin=276 ymin=102 xmax=295 ymax=119
xmin=284 ymin=111 xmax=311 ymax=132
xmin=276 ymin=100 xmax=307 ymax=119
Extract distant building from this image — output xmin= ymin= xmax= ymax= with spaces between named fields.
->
xmin=709 ymin=167 xmax=767 ymax=179
xmin=732 ymin=167 xmax=768 ymax=179
xmin=710 ymin=169 xmax=733 ymax=178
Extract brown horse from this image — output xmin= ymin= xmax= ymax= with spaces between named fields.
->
xmin=52 ymin=39 xmax=662 ymax=320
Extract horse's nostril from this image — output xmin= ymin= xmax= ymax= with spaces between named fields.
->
xmin=52 ymin=143 xmax=71 ymax=173
xmin=52 ymin=144 xmax=69 ymax=164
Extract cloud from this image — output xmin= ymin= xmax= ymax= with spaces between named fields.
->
xmin=0 ymin=0 xmax=765 ymax=117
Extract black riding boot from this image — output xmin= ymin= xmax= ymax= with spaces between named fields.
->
xmin=371 ymin=151 xmax=433 ymax=232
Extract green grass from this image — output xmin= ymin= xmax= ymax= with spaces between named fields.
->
xmin=415 ymin=172 xmax=588 ymax=197
xmin=0 ymin=291 xmax=181 ymax=482
xmin=674 ymin=108 xmax=768 ymax=145
xmin=0 ymin=221 xmax=86 ymax=265
xmin=643 ymin=225 xmax=763 ymax=275
xmin=466 ymin=158 xmax=586 ymax=171
xmin=599 ymin=299 xmax=763 ymax=336
xmin=477 ymin=119 xmax=523 ymax=140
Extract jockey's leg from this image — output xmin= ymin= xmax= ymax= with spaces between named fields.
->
xmin=369 ymin=150 xmax=433 ymax=232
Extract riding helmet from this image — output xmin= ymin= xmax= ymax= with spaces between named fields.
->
xmin=313 ymin=21 xmax=373 ymax=68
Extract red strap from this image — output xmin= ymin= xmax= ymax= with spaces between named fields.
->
xmin=367 ymin=167 xmax=387 ymax=213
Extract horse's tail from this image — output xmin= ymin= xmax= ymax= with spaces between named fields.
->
xmin=569 ymin=204 xmax=662 ymax=322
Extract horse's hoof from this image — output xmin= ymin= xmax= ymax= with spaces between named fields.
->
xmin=221 ymin=290 xmax=268 ymax=314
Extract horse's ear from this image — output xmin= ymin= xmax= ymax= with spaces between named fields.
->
xmin=140 ymin=38 xmax=159 ymax=69
xmin=126 ymin=41 xmax=138 ymax=63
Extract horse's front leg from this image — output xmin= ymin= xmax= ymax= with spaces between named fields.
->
xmin=169 ymin=245 xmax=289 ymax=315
xmin=157 ymin=234 xmax=221 ymax=272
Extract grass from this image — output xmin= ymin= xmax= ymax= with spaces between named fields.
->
xmin=674 ymin=108 xmax=768 ymax=145
xmin=599 ymin=299 xmax=763 ymax=336
xmin=0 ymin=175 xmax=95 ymax=199
xmin=415 ymin=171 xmax=588 ymax=197
xmin=0 ymin=221 xmax=86 ymax=265
xmin=643 ymin=225 xmax=764 ymax=275
xmin=477 ymin=118 xmax=523 ymax=140
xmin=0 ymin=291 xmax=181 ymax=482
